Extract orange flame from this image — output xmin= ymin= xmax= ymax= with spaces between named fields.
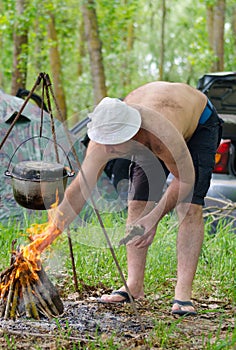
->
xmin=0 ymin=192 xmax=64 ymax=300
xmin=23 ymin=222 xmax=62 ymax=259
xmin=23 ymin=189 xmax=63 ymax=258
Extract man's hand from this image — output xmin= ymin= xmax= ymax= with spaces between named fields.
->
xmin=119 ymin=225 xmax=145 ymax=246
xmin=131 ymin=217 xmax=157 ymax=248
xmin=119 ymin=220 xmax=157 ymax=249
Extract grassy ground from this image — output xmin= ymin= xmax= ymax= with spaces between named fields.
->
xmin=0 ymin=211 xmax=235 ymax=349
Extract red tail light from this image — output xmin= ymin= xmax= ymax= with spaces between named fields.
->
xmin=213 ymin=139 xmax=231 ymax=174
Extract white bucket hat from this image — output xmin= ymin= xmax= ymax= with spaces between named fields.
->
xmin=87 ymin=97 xmax=141 ymax=145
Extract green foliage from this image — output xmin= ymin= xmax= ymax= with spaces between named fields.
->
xmin=0 ymin=221 xmax=26 ymax=269
xmin=198 ymin=220 xmax=236 ymax=298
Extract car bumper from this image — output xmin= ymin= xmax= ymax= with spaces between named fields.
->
xmin=207 ymin=174 xmax=236 ymax=202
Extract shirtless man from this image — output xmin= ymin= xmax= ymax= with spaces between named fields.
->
xmin=31 ymin=82 xmax=222 ymax=315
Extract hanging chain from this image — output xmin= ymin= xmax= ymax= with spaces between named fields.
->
xmin=44 ymin=74 xmax=60 ymax=163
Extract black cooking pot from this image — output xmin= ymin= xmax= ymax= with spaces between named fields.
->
xmin=5 ymin=160 xmax=74 ymax=210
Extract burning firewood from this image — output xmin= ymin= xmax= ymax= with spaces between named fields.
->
xmin=0 ymin=242 xmax=63 ymax=320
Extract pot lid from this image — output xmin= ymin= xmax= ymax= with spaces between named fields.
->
xmin=11 ymin=161 xmax=67 ymax=181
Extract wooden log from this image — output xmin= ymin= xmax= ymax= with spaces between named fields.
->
xmin=0 ymin=258 xmax=64 ymax=320
xmin=37 ymin=267 xmax=64 ymax=315
xmin=35 ymin=278 xmax=59 ymax=316
xmin=32 ymin=284 xmax=55 ymax=318
xmin=25 ymin=275 xmax=40 ymax=320
xmin=20 ymin=274 xmax=32 ymax=318
xmin=0 ymin=264 xmax=15 ymax=282
xmin=4 ymin=280 xmax=15 ymax=320
xmin=10 ymin=280 xmax=19 ymax=320
xmin=10 ymin=239 xmax=17 ymax=266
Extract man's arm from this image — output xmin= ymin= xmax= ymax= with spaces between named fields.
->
xmin=131 ymin=122 xmax=195 ymax=248
xmin=28 ymin=141 xmax=109 ymax=252
xmin=135 ymin=153 xmax=194 ymax=234
xmin=51 ymin=141 xmax=109 ymax=229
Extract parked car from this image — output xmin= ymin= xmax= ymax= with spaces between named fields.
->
xmin=197 ymin=72 xmax=236 ymax=204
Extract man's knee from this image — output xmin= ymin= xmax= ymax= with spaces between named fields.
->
xmin=177 ymin=203 xmax=203 ymax=224
xmin=127 ymin=200 xmax=155 ymax=223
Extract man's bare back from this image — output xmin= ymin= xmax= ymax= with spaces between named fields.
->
xmin=124 ymin=81 xmax=207 ymax=141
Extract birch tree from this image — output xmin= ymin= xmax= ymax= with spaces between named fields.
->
xmin=81 ymin=0 xmax=107 ymax=105
xmin=48 ymin=12 xmax=67 ymax=122
xmin=206 ymin=0 xmax=226 ymax=71
xmin=159 ymin=0 xmax=166 ymax=80
xmin=11 ymin=0 xmax=29 ymax=94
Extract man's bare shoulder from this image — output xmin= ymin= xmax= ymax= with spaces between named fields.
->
xmin=85 ymin=141 xmax=108 ymax=162
xmin=86 ymin=140 xmax=103 ymax=152
xmin=125 ymin=81 xmax=206 ymax=140
xmin=125 ymin=81 xmax=201 ymax=102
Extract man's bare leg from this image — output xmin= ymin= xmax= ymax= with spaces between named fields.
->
xmin=172 ymin=203 xmax=204 ymax=313
xmin=100 ymin=200 xmax=155 ymax=302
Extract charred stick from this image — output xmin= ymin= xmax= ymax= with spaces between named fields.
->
xmin=1 ymin=300 xmax=6 ymax=318
xmin=35 ymin=278 xmax=59 ymax=316
xmin=4 ymin=279 xmax=15 ymax=320
xmin=20 ymin=274 xmax=32 ymax=318
xmin=36 ymin=303 xmax=51 ymax=319
xmin=0 ymin=284 xmax=10 ymax=301
xmin=32 ymin=284 xmax=54 ymax=318
xmin=10 ymin=239 xmax=17 ymax=265
xmin=10 ymin=279 xmax=19 ymax=320
xmin=0 ymin=264 xmax=15 ymax=281
xmin=67 ymin=228 xmax=79 ymax=292
xmin=25 ymin=276 xmax=40 ymax=320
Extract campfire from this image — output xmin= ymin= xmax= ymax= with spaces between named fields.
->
xmin=0 ymin=222 xmax=64 ymax=320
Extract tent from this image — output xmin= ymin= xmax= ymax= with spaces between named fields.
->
xmin=0 ymin=89 xmax=82 ymax=223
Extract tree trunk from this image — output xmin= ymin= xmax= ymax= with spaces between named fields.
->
xmin=48 ymin=13 xmax=67 ymax=122
xmin=11 ymin=0 xmax=28 ymax=95
xmin=206 ymin=0 xmax=225 ymax=71
xmin=82 ymin=0 xmax=107 ymax=106
xmin=213 ymin=0 xmax=225 ymax=71
xmin=232 ymin=4 xmax=236 ymax=49
xmin=78 ymin=18 xmax=86 ymax=77
xmin=159 ymin=0 xmax=166 ymax=80
xmin=206 ymin=4 xmax=214 ymax=51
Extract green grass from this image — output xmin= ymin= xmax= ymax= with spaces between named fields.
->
xmin=0 ymin=211 xmax=235 ymax=349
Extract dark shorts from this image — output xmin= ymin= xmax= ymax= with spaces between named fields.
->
xmin=128 ymin=104 xmax=223 ymax=206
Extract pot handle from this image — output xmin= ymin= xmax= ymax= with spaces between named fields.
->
xmin=5 ymin=135 xmax=75 ymax=176
xmin=65 ymin=167 xmax=75 ymax=177
xmin=4 ymin=170 xmax=12 ymax=178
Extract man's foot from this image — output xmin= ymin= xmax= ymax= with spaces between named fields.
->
xmin=97 ymin=290 xmax=133 ymax=304
xmin=98 ymin=288 xmax=144 ymax=304
xmin=172 ymin=300 xmax=197 ymax=316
